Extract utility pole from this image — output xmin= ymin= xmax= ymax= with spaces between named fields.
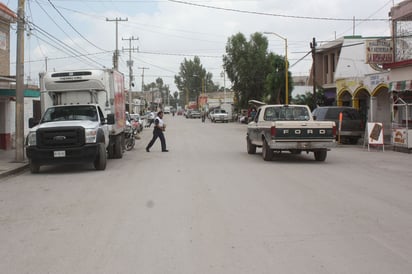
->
xmin=139 ymin=67 xmax=149 ymax=110
xmin=310 ymin=37 xmax=317 ymax=110
xmin=106 ymin=17 xmax=128 ymax=70
xmin=138 ymin=67 xmax=149 ymax=92
xmin=122 ymin=36 xmax=138 ymax=113
xmin=15 ymin=0 xmax=25 ymax=162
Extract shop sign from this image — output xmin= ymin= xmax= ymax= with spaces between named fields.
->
xmin=368 ymin=123 xmax=384 ymax=145
xmin=366 ymin=39 xmax=393 ymax=64
xmin=393 ymin=128 xmax=407 ymax=145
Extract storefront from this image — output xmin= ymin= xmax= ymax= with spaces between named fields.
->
xmin=390 ymin=80 xmax=412 ymax=151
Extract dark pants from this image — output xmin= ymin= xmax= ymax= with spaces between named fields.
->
xmin=146 ymin=128 xmax=166 ymax=151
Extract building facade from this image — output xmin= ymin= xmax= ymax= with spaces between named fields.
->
xmin=384 ymin=0 xmax=412 ymax=151
xmin=0 ymin=3 xmax=40 ymax=150
xmin=310 ymin=36 xmax=392 ymax=142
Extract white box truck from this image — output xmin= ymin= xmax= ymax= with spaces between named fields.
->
xmin=26 ymin=69 xmax=126 ymax=173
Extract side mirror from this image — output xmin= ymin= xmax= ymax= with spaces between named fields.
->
xmin=28 ymin=117 xmax=38 ymax=128
xmin=106 ymin=114 xmax=115 ymax=125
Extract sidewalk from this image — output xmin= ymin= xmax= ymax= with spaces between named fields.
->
xmin=0 ymin=149 xmax=29 ymax=179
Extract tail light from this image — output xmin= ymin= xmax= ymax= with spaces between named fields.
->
xmin=332 ymin=125 xmax=337 ymax=137
xmin=271 ymin=126 xmax=276 ymax=137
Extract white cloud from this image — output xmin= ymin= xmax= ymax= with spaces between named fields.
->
xmin=9 ymin=0 xmax=401 ymax=93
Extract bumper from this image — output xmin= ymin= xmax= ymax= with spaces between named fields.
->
xmin=213 ymin=116 xmax=229 ymax=121
xmin=268 ymin=140 xmax=336 ymax=150
xmin=26 ymin=144 xmax=99 ymax=165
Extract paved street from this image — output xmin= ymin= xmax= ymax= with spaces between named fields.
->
xmin=1 ymin=115 xmax=412 ymax=274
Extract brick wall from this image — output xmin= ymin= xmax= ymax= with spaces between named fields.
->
xmin=0 ymin=21 xmax=11 ymax=76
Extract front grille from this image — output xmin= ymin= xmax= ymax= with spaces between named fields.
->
xmin=37 ymin=126 xmax=85 ymax=148
xmin=51 ymin=71 xmax=92 ymax=77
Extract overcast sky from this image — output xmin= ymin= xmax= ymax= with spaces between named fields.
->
xmin=6 ymin=0 xmax=401 ymax=95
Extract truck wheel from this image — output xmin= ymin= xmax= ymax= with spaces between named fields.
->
xmin=113 ymin=135 xmax=123 ymax=159
xmin=314 ymin=150 xmax=327 ymax=161
xmin=246 ymin=136 xmax=256 ymax=154
xmin=107 ymin=142 xmax=114 ymax=159
xmin=29 ymin=159 xmax=40 ymax=174
xmin=262 ymin=139 xmax=273 ymax=161
xmin=94 ymin=143 xmax=107 ymax=170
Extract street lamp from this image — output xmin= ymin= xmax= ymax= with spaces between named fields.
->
xmin=264 ymin=32 xmax=289 ymax=104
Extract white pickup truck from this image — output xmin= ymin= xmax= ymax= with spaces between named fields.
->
xmin=246 ymin=104 xmax=336 ymax=161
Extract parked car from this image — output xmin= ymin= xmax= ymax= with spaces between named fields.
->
xmin=312 ymin=106 xmax=364 ymax=144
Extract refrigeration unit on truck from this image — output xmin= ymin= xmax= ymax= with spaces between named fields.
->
xmin=26 ymin=69 xmax=126 ymax=173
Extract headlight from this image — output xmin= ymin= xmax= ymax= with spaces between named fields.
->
xmin=85 ymin=129 xmax=98 ymax=143
xmin=26 ymin=132 xmax=37 ymax=146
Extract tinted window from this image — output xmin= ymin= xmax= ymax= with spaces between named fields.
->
xmin=325 ymin=108 xmax=361 ymax=120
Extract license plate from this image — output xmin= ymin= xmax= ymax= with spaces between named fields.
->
xmin=54 ymin=150 xmax=66 ymax=158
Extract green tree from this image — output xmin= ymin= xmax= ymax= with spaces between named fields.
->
xmin=174 ymin=56 xmax=217 ymax=106
xmin=264 ymin=53 xmax=294 ymax=104
xmin=223 ymin=32 xmax=293 ymax=109
xmin=224 ymin=32 xmax=274 ymax=109
xmin=143 ymin=77 xmax=170 ymax=107
xmin=291 ymin=88 xmax=326 ymax=110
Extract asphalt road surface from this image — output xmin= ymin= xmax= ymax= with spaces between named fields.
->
xmin=1 ymin=115 xmax=412 ymax=274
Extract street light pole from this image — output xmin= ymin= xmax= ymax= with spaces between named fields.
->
xmin=264 ymin=32 xmax=289 ymax=104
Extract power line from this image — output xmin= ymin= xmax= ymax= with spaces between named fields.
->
xmin=27 ymin=20 xmax=107 ymax=67
xmin=167 ymin=0 xmax=389 ymax=22
xmin=34 ymin=0 xmax=88 ymax=54
xmin=46 ymin=0 xmax=108 ymax=52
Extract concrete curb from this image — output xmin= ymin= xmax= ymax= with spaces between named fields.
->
xmin=0 ymin=163 xmax=29 ymax=179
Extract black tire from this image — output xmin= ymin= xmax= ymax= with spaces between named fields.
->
xmin=246 ymin=136 xmax=256 ymax=154
xmin=107 ymin=142 xmax=114 ymax=159
xmin=94 ymin=143 xmax=107 ymax=170
xmin=262 ymin=139 xmax=273 ymax=161
xmin=29 ymin=159 xmax=40 ymax=174
xmin=314 ymin=150 xmax=327 ymax=161
xmin=125 ymin=137 xmax=135 ymax=151
xmin=113 ymin=134 xmax=123 ymax=159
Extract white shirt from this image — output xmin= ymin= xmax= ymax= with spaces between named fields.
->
xmin=155 ymin=116 xmax=164 ymax=128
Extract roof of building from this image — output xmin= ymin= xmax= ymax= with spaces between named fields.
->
xmin=0 ymin=3 xmax=17 ymax=21
xmin=390 ymin=0 xmax=412 ymax=20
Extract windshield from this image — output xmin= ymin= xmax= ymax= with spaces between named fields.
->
xmin=41 ymin=105 xmax=98 ymax=123
xmin=264 ymin=106 xmax=310 ymax=121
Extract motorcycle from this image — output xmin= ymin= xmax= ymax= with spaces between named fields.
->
xmin=124 ymin=122 xmax=137 ymax=151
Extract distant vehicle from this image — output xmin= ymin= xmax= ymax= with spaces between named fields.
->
xmin=187 ymin=110 xmax=201 ymax=119
xmin=210 ymin=109 xmax=229 ymax=123
xmin=164 ymin=106 xmax=171 ymax=114
xmin=312 ymin=106 xmax=364 ymax=144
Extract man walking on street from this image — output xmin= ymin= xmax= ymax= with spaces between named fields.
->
xmin=146 ymin=111 xmax=168 ymax=152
